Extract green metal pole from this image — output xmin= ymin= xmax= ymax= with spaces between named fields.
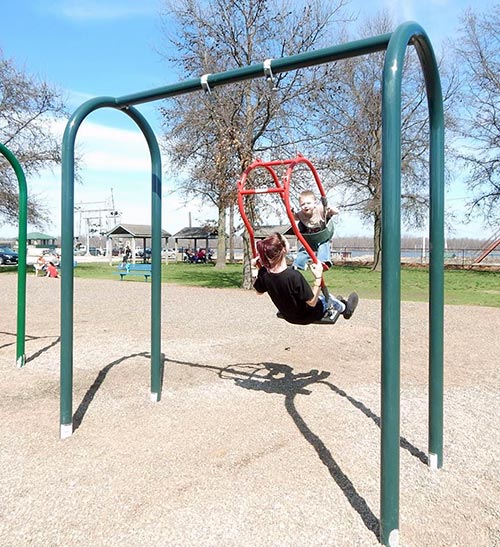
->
xmin=60 ymin=98 xmax=118 ymax=439
xmin=381 ymin=21 xmax=445 ymax=546
xmin=412 ymin=32 xmax=445 ymax=471
xmin=60 ymin=98 xmax=163 ymax=438
xmin=381 ymin=27 xmax=403 ymax=547
xmin=124 ymin=107 xmax=163 ymax=401
xmin=114 ymin=35 xmax=391 ymax=108
xmin=0 ymin=143 xmax=28 ymax=368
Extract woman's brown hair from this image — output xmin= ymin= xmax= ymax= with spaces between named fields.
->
xmin=256 ymin=232 xmax=287 ymax=269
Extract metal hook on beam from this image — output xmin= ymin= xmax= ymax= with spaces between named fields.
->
xmin=263 ymin=59 xmax=277 ymax=91
xmin=200 ymin=74 xmax=212 ymax=95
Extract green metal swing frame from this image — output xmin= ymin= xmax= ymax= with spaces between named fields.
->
xmin=58 ymin=22 xmax=444 ymax=547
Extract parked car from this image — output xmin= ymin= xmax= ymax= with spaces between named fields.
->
xmin=0 ymin=246 xmax=19 ymax=265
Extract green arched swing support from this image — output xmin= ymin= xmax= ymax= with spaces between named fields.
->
xmin=60 ymin=99 xmax=163 ymax=442
xmin=0 ymin=143 xmax=27 ymax=368
xmin=60 ymin=21 xmax=444 ymax=547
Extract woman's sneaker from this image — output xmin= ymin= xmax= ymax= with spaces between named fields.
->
xmin=341 ymin=293 xmax=359 ymax=319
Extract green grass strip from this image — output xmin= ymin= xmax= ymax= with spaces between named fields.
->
xmin=2 ymin=262 xmax=499 ymax=307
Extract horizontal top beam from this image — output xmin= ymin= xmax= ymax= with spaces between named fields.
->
xmin=115 ymin=32 xmax=393 ymax=108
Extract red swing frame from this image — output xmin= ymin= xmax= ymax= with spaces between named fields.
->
xmin=238 ymin=153 xmax=342 ymax=324
xmin=237 ymin=153 xmax=329 ymax=267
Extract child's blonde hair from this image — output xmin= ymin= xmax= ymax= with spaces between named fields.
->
xmin=298 ymin=190 xmax=316 ymax=203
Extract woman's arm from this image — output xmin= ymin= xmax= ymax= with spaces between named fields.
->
xmin=252 ymin=257 xmax=266 ymax=294
xmin=305 ymin=262 xmax=323 ymax=307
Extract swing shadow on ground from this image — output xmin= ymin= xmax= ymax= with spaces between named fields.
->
xmin=72 ymin=351 xmax=151 ymax=432
xmin=224 ymin=362 xmax=381 ymax=539
xmin=0 ymin=331 xmax=60 ymax=359
xmin=25 ymin=336 xmax=61 ymax=363
xmin=166 ymin=357 xmax=428 ymax=542
xmin=0 ymin=331 xmax=17 ymax=350
xmin=70 ymin=353 xmax=428 ymax=541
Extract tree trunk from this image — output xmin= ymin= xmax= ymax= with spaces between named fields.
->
xmin=372 ymin=210 xmax=382 ymax=271
xmin=241 ymin=231 xmax=253 ymax=289
xmin=215 ymin=201 xmax=226 ymax=269
xmin=229 ymin=203 xmax=235 ymax=263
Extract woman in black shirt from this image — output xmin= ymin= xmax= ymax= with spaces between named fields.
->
xmin=252 ymin=233 xmax=357 ymax=325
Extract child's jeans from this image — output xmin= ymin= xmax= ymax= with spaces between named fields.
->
xmin=293 ymin=240 xmax=331 ymax=270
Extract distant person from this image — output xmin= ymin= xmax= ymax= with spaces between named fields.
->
xmin=51 ymin=252 xmax=61 ymax=266
xmin=196 ymin=248 xmax=206 ymax=263
xmin=122 ymin=245 xmax=131 ymax=264
xmin=46 ymin=261 xmax=59 ymax=278
xmin=34 ymin=255 xmax=47 ymax=277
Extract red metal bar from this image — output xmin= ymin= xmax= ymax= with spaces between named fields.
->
xmin=281 ymin=155 xmax=327 ymax=267
xmin=237 ymin=154 xmax=330 ymax=275
xmin=237 ymin=158 xmax=286 ymax=258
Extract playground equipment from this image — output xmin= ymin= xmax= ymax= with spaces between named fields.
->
xmin=472 ymin=228 xmax=500 ymax=264
xmin=237 ymin=154 xmax=340 ymax=323
xmin=0 ymin=143 xmax=27 ymax=368
xmin=59 ymin=22 xmax=444 ymax=547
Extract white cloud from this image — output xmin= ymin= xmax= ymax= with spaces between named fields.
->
xmin=77 ymin=122 xmax=150 ymax=146
xmin=45 ymin=0 xmax=157 ymax=21
xmin=0 ymin=116 xmax=181 ymax=238
xmin=379 ymin=0 xmax=415 ymax=22
xmin=0 ymin=97 xmax=488 ymax=241
xmin=52 ymin=119 xmax=155 ymax=174
xmin=399 ymin=0 xmax=416 ymax=21
xmin=82 ymin=150 xmax=150 ymax=172
xmin=65 ymin=89 xmax=100 ymax=110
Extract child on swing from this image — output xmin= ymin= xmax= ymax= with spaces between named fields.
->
xmin=292 ymin=189 xmax=338 ymax=270
xmin=252 ymin=232 xmax=358 ymax=325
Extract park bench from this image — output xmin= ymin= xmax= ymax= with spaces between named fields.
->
xmin=115 ymin=263 xmax=152 ymax=281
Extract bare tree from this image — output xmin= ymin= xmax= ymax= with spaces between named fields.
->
xmin=304 ymin=14 xmax=457 ymax=269
xmin=158 ymin=0 xmax=349 ymax=279
xmin=0 ymin=51 xmax=66 ymax=228
xmin=451 ymin=7 xmax=500 ymax=226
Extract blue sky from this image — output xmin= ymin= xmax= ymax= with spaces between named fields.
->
xmin=0 ymin=0 xmax=497 ymax=240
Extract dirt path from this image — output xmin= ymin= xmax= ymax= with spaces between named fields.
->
xmin=1 ymin=275 xmax=499 ymax=546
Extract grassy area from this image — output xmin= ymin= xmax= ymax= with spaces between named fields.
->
xmin=2 ymin=262 xmax=499 ymax=307
xmin=74 ymin=261 xmax=500 ymax=307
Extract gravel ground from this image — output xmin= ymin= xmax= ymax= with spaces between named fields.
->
xmin=0 ymin=274 xmax=499 ymax=547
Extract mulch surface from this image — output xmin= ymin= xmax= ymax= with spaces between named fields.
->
xmin=1 ymin=274 xmax=499 ymax=546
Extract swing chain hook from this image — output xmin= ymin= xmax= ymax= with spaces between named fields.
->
xmin=200 ymin=73 xmax=212 ymax=95
xmin=263 ymin=59 xmax=278 ymax=92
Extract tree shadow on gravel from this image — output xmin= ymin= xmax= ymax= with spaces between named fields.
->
xmin=165 ymin=357 xmax=429 ymax=542
xmin=73 ymin=351 xmax=152 ymax=432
